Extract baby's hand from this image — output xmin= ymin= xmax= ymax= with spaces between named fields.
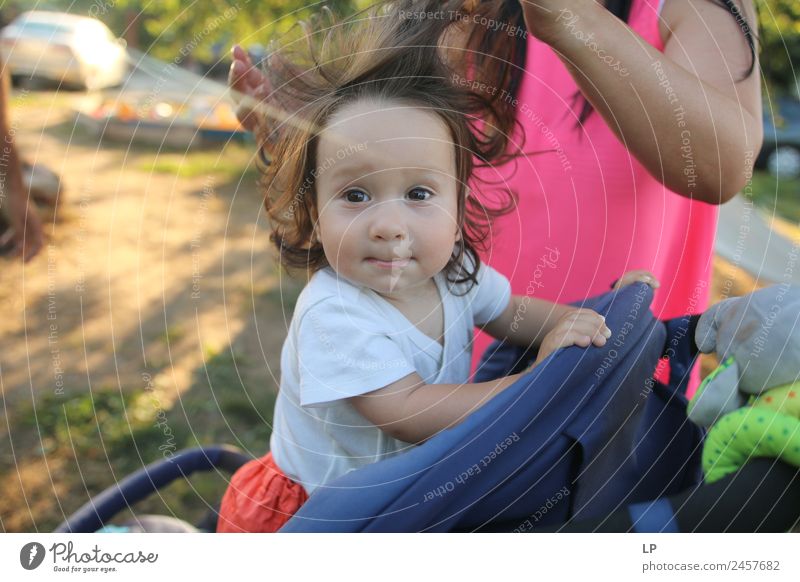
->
xmin=614 ymin=269 xmax=660 ymax=290
xmin=533 ymin=308 xmax=611 ymax=367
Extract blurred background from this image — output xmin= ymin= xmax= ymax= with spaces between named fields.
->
xmin=0 ymin=0 xmax=798 ymax=532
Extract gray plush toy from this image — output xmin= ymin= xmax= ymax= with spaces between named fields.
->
xmin=689 ymin=284 xmax=800 ymax=426
xmin=688 ymin=284 xmax=800 ymax=484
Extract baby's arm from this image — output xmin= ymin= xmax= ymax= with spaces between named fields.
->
xmin=349 ymin=371 xmax=525 ymax=445
xmin=480 ymin=296 xmax=608 ymax=354
xmin=351 ymin=303 xmax=611 ymax=443
xmin=482 ymin=270 xmax=660 ymax=367
xmin=351 ymin=270 xmax=662 ymax=444
xmin=348 ymin=299 xmax=604 ymax=444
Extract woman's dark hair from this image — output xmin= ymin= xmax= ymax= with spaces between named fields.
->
xmin=258 ymin=0 xmax=531 ymax=290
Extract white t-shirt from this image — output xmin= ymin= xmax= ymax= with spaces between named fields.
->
xmin=269 ymin=262 xmax=512 ymax=494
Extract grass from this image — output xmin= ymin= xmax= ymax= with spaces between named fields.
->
xmin=750 ymin=171 xmax=800 ymax=224
xmin=136 ymin=142 xmax=259 ymax=182
xmin=21 ymin=388 xmax=190 ymax=473
xmin=159 ymin=324 xmax=187 ymax=345
xmin=4 ymin=344 xmax=274 ymax=532
xmin=10 ymin=86 xmax=76 ymax=109
xmin=13 ymin=88 xmax=260 ymax=184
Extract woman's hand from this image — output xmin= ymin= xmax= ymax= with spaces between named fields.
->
xmin=533 ymin=308 xmax=611 ymax=367
xmin=228 ymin=45 xmax=270 ymax=132
xmin=613 ymin=270 xmax=660 ymax=290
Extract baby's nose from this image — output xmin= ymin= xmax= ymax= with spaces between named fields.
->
xmin=368 ymin=210 xmax=407 ymax=241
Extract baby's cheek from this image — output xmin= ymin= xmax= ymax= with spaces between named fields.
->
xmin=422 ymin=240 xmax=457 ymax=271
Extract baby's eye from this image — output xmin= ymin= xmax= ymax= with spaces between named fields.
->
xmin=343 ymin=189 xmax=369 ymax=203
xmin=407 ymin=187 xmax=433 ymax=202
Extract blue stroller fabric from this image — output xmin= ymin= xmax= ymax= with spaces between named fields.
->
xmin=280 ymin=283 xmax=705 ymax=532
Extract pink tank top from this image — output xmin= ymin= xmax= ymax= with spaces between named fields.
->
xmin=471 ymin=0 xmax=715 ymax=380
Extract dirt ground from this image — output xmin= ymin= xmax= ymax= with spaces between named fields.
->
xmin=1 ymin=91 xmax=798 ymax=532
xmin=0 ymin=91 xmax=300 ymax=531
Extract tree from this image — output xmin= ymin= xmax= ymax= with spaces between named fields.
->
xmin=111 ymin=0 xmax=370 ymax=62
xmin=33 ymin=0 xmax=800 ymax=93
xmin=757 ymin=0 xmax=800 ymax=94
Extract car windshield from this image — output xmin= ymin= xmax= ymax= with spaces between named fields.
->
xmin=17 ymin=20 xmax=73 ymax=37
xmin=778 ymin=99 xmax=800 ymax=119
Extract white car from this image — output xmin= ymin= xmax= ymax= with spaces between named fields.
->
xmin=0 ymin=11 xmax=128 ymax=90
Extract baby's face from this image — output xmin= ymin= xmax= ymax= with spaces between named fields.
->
xmin=314 ymin=98 xmax=461 ymax=301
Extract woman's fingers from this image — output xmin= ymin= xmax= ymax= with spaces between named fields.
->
xmin=232 ymin=44 xmax=248 ymax=63
xmin=614 ymin=269 xmax=660 ymax=289
xmin=229 ymin=45 xmax=273 ymax=132
xmin=229 ymin=48 xmax=261 ymax=131
xmin=231 ymin=45 xmax=270 ymax=94
xmin=229 ymin=45 xmax=253 ymax=93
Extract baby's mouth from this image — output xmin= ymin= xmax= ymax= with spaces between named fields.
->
xmin=365 ymin=257 xmax=411 ymax=269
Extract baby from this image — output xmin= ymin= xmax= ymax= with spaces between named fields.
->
xmin=217 ymin=0 xmax=657 ymax=532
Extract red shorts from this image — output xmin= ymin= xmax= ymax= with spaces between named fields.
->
xmin=217 ymin=451 xmax=308 ymax=533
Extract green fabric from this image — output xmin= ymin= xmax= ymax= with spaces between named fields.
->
xmin=688 ymin=356 xmax=734 ymax=415
xmin=751 ymin=383 xmax=800 ymax=418
xmin=687 ymin=356 xmax=742 ymax=426
xmin=703 ymin=403 xmax=800 ymax=484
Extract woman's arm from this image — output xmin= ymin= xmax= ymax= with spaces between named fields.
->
xmin=519 ymin=0 xmax=762 ymax=204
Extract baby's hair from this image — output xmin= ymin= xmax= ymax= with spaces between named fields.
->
xmin=258 ymin=0 xmax=530 ymax=290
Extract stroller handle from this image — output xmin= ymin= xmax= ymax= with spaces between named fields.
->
xmin=54 ymin=445 xmax=251 ymax=533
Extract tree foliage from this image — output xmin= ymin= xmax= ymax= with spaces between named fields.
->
xmin=757 ymin=0 xmax=800 ymax=93
xmin=21 ymin=0 xmax=800 ymax=92
xmin=114 ymin=0 xmax=369 ymax=61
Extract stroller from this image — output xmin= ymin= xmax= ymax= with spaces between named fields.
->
xmin=55 ymin=283 xmax=800 ymax=533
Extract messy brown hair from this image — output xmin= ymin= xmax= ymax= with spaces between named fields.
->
xmin=258 ymin=0 xmax=530 ymax=290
